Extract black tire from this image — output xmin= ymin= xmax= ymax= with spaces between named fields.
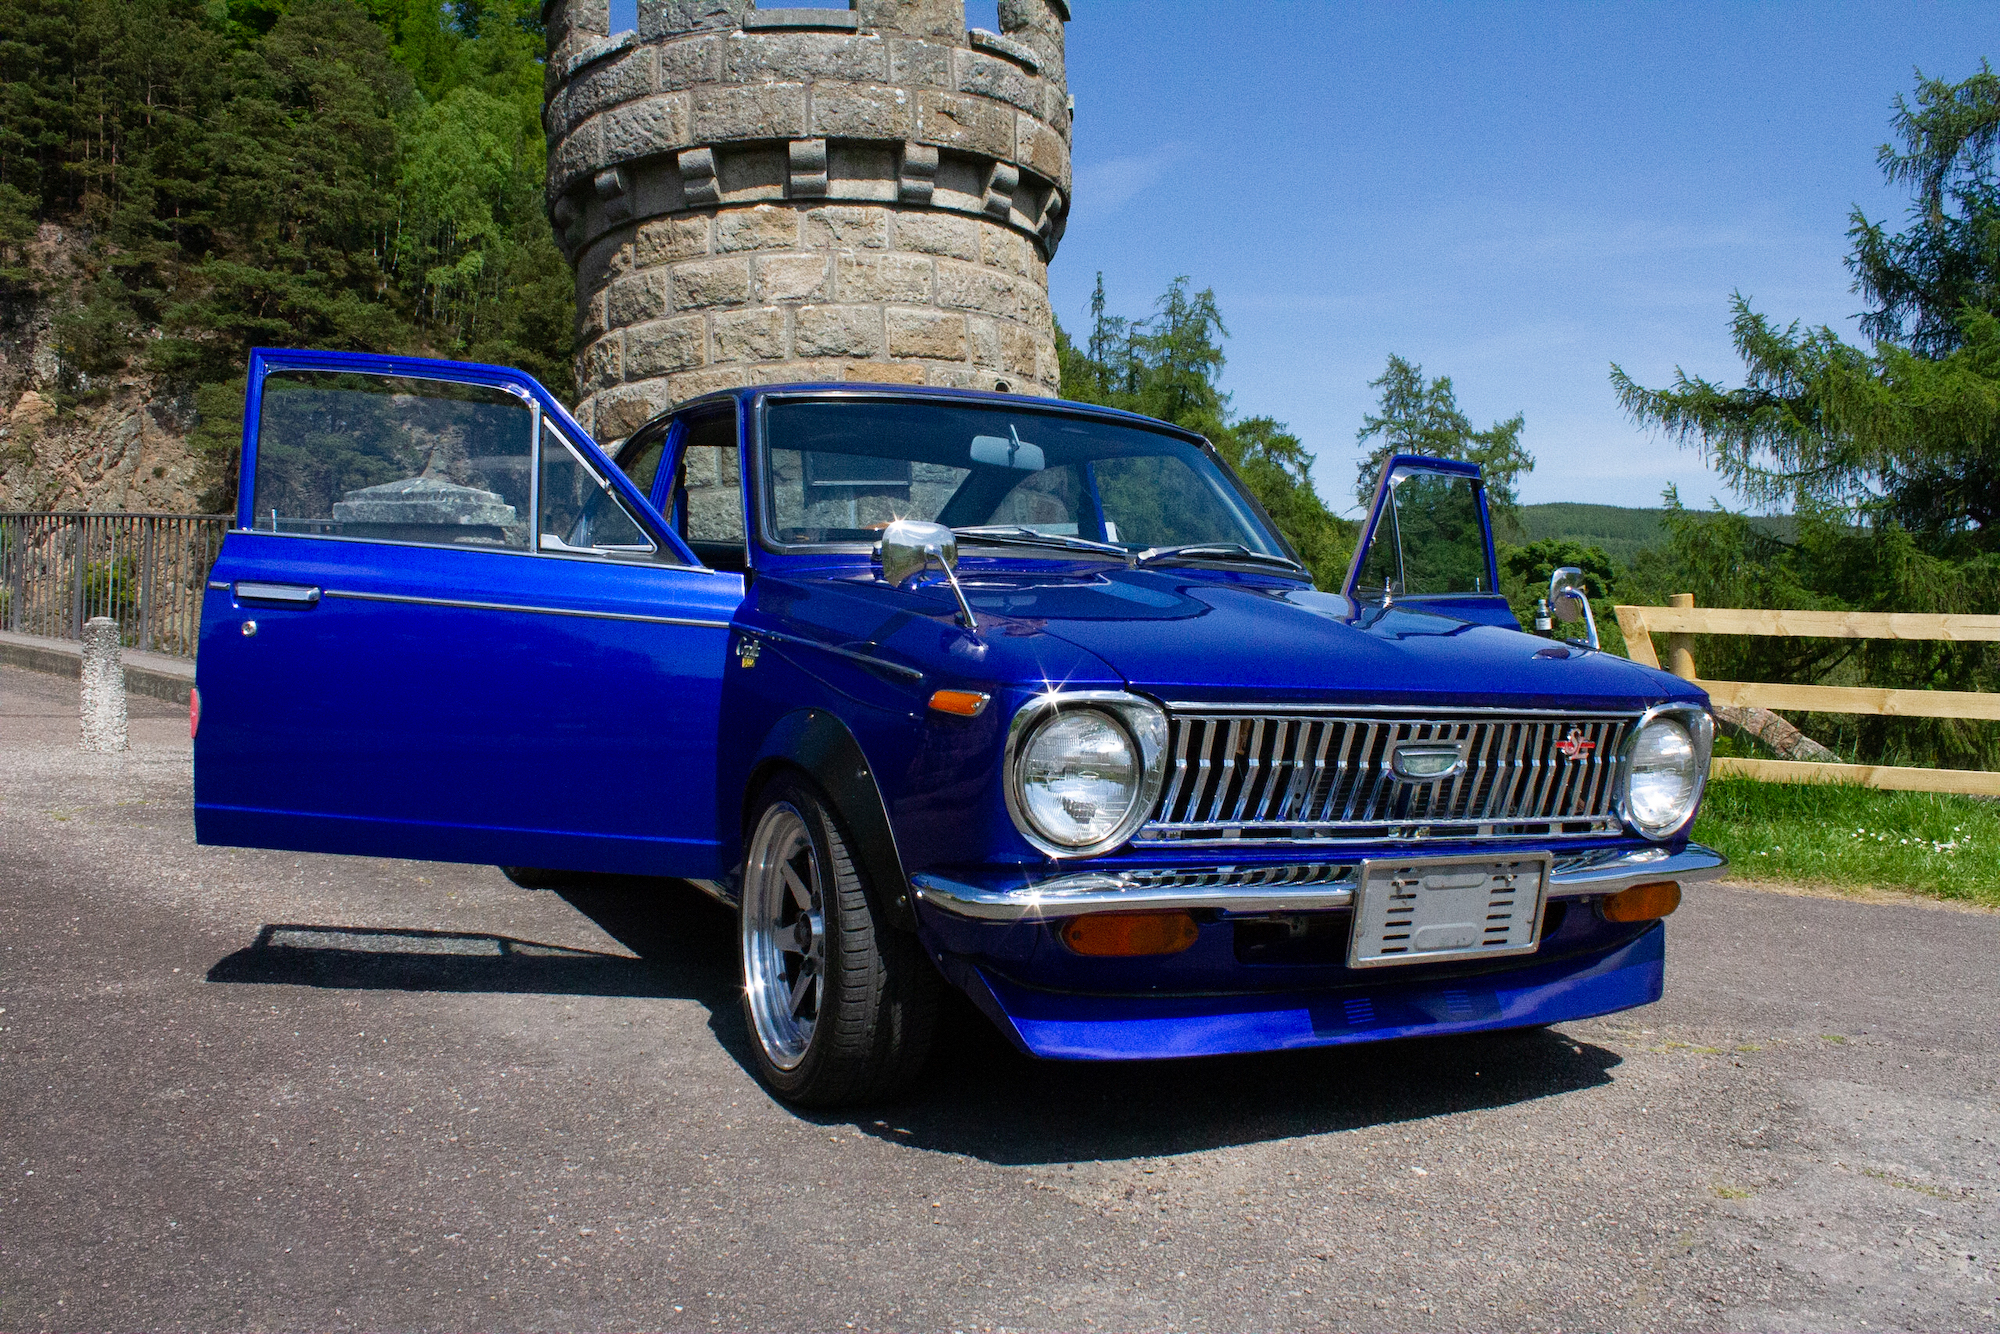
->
xmin=738 ymin=773 xmax=941 ymax=1106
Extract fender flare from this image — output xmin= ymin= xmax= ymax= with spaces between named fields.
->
xmin=745 ymin=708 xmax=916 ymax=932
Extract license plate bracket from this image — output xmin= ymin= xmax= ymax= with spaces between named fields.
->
xmin=1347 ymin=853 xmax=1552 ymax=968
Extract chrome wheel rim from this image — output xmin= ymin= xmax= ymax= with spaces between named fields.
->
xmin=742 ymin=802 xmax=825 ymax=1070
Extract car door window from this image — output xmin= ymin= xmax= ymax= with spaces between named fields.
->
xmin=253 ymin=371 xmax=532 ymax=549
xmin=613 ymin=428 xmax=668 ymax=505
xmin=678 ymin=412 xmax=745 ymax=544
xmin=539 ymin=423 xmax=656 ymax=555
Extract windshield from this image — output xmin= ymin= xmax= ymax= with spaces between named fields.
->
xmin=758 ymin=398 xmax=1286 ymax=556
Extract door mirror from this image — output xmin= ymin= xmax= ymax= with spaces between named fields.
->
xmin=1547 ymin=565 xmax=1600 ymax=649
xmin=1345 ymin=457 xmax=1498 ymax=604
xmin=876 ymin=519 xmax=975 ymax=629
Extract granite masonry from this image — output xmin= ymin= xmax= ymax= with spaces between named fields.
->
xmin=542 ymin=0 xmax=1072 ymax=441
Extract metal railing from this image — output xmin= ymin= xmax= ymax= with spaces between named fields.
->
xmin=1 ymin=513 xmax=229 ymax=659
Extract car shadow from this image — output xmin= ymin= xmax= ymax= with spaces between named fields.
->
xmin=210 ymin=876 xmax=1628 ymax=1165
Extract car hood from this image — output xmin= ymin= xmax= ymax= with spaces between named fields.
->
xmin=940 ymin=563 xmax=1694 ymax=711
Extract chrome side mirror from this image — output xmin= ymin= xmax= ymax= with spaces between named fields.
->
xmin=1548 ymin=566 xmax=1599 ymax=650
xmin=877 ymin=519 xmax=976 ymax=630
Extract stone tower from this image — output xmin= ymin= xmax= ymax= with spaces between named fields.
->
xmin=542 ymin=0 xmax=1073 ymax=441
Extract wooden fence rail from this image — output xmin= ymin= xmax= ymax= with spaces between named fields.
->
xmin=1614 ymin=597 xmax=2000 ymax=797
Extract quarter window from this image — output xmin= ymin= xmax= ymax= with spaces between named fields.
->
xmin=538 ymin=426 xmax=655 ymax=554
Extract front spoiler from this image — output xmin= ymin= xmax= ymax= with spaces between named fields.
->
xmin=957 ymin=921 xmax=1666 ymax=1060
xmin=911 ymin=843 xmax=1726 ymax=923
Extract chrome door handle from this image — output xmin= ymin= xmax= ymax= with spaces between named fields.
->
xmin=234 ymin=581 xmax=322 ymax=606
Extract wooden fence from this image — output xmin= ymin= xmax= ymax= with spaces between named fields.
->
xmin=1615 ymin=595 xmax=2000 ymax=796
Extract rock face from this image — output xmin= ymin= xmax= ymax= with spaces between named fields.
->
xmin=543 ymin=0 xmax=1073 ymax=441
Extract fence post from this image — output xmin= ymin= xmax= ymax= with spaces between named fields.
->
xmin=138 ymin=520 xmax=156 ymax=653
xmin=79 ymin=615 xmax=127 ymax=752
xmin=1667 ymin=593 xmax=1697 ymax=681
xmin=69 ymin=519 xmax=86 ymax=640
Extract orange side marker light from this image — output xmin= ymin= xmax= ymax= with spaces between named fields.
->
xmin=1600 ymin=880 xmax=1681 ymax=923
xmin=928 ymin=689 xmax=990 ymax=717
xmin=1060 ymin=911 xmax=1200 ymax=957
xmin=189 ymin=686 xmax=201 ymax=740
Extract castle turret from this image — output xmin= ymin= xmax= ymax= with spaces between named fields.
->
xmin=542 ymin=0 xmax=1072 ymax=439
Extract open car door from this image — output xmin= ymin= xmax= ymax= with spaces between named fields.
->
xmin=194 ymin=350 xmax=743 ymax=878
xmin=1343 ymin=454 xmax=1518 ymax=628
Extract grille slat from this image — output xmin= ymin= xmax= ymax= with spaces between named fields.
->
xmin=1142 ymin=711 xmax=1633 ymax=845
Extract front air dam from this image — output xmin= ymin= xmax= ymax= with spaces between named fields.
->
xmin=946 ymin=923 xmax=1666 ymax=1061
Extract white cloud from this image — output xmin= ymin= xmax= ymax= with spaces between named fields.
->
xmin=1071 ymin=144 xmax=1183 ymax=217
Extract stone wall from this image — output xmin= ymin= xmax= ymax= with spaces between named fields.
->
xmin=542 ymin=0 xmax=1073 ymax=441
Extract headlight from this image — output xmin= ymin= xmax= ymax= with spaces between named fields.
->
xmin=1621 ymin=706 xmax=1713 ymax=839
xmin=1005 ymin=693 xmax=1167 ymax=857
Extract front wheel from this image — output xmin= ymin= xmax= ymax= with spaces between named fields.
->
xmin=739 ymin=774 xmax=940 ymax=1106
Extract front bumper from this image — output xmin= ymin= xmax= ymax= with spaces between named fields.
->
xmin=911 ymin=842 xmax=1727 ymax=923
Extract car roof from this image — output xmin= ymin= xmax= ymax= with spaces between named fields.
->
xmin=643 ymin=382 xmax=1207 ymax=445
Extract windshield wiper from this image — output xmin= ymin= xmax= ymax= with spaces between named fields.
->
xmin=1133 ymin=543 xmax=1308 ymax=575
xmin=950 ymin=525 xmax=1134 ymax=562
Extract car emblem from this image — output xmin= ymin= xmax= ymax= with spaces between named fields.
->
xmin=1391 ymin=744 xmax=1465 ymax=781
xmin=1554 ymin=727 xmax=1595 ymax=760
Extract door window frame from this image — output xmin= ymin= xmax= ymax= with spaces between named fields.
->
xmin=1342 ymin=452 xmax=1503 ymax=605
xmin=238 ymin=348 xmax=699 ymax=566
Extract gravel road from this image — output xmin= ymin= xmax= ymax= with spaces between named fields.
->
xmin=1 ymin=664 xmax=1995 ymax=1332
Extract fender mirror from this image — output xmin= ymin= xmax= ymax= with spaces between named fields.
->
xmin=1548 ymin=566 xmax=1599 ymax=650
xmin=877 ymin=519 xmax=976 ymax=630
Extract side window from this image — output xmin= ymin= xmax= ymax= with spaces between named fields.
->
xmin=253 ymin=372 xmax=532 ymax=549
xmin=538 ymin=425 xmax=655 ymax=554
xmin=613 ymin=428 xmax=668 ymax=504
xmin=679 ymin=412 xmax=745 ymax=544
xmin=1353 ymin=469 xmax=1491 ymax=598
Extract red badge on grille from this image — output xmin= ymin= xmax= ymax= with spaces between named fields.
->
xmin=1555 ymin=726 xmax=1594 ymax=760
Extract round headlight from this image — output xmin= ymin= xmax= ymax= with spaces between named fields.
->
xmin=1625 ymin=714 xmax=1703 ymax=839
xmin=1015 ymin=709 xmax=1142 ymax=849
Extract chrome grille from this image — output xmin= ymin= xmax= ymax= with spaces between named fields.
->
xmin=1141 ymin=711 xmax=1633 ymax=844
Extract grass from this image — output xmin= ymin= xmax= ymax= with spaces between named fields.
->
xmin=1692 ymin=777 xmax=2000 ymax=907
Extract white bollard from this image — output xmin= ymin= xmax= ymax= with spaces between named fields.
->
xmin=79 ymin=616 xmax=128 ymax=753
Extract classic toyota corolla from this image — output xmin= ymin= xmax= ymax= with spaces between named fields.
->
xmin=195 ymin=348 xmax=1724 ymax=1105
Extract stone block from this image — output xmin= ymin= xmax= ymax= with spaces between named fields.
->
xmin=998 ymin=322 xmax=1038 ymax=379
xmin=716 ymin=204 xmax=801 ymax=252
xmin=713 ymin=308 xmax=787 ymax=362
xmin=716 ymin=144 xmax=787 ymax=201
xmin=892 ymin=211 xmax=978 ymax=260
xmin=1015 ymin=112 xmax=1068 ymax=183
xmin=936 ymin=260 xmax=1035 ymax=322
xmin=635 ymin=214 xmax=710 ymax=265
xmin=809 ymin=82 xmax=914 ymax=140
xmin=625 ymin=315 xmax=706 ymax=376
xmin=980 ymin=225 xmax=1035 ymax=277
xmin=888 ymin=38 xmax=953 ymax=88
xmin=966 ymin=314 xmax=1000 ymax=367
xmin=855 ymin=0 xmax=963 ymax=40
xmin=601 ymin=94 xmax=691 ymax=165
xmin=982 ymin=161 xmax=1019 ymax=219
xmin=579 ymin=335 xmax=623 ymax=390
xmin=550 ymin=119 xmax=601 ymax=195
xmin=561 ymin=48 xmax=657 ymax=132
xmin=1033 ymin=333 xmax=1059 ymax=387
xmin=886 ymin=307 xmax=967 ymax=360
xmin=897 ymin=141 xmax=938 ymax=204
xmin=955 ymin=48 xmax=1040 ymax=115
xmin=638 ymin=0 xmax=746 ymax=38
xmin=591 ymin=382 xmax=671 ymax=436
xmin=923 ymin=362 xmax=979 ymax=389
xmin=657 ymin=33 xmax=723 ymax=89
xmin=835 ymin=252 xmax=935 ymax=304
xmin=723 ymin=31 xmax=888 ymax=83
xmin=967 ymin=27 xmax=1040 ymax=74
xmin=834 ymin=359 xmax=927 ymax=385
xmin=795 ymin=306 xmax=885 ymax=358
xmin=741 ymin=7 xmax=859 ymax=29
xmin=803 ymin=205 xmax=889 ymax=250
xmin=755 ymin=253 xmax=831 ymax=303
xmin=912 ymin=91 xmax=1014 ymax=159
xmin=577 ymin=290 xmax=607 ymax=342
xmin=605 ymin=273 xmax=667 ymax=327
xmin=665 ymin=365 xmax=755 ymax=402
xmin=672 ymin=257 xmax=752 ymax=308
xmin=695 ymin=83 xmax=808 ymax=142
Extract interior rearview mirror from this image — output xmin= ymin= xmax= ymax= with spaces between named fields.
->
xmin=969 ymin=431 xmax=1044 ymax=471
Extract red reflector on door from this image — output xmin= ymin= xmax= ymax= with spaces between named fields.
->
xmin=189 ymin=686 xmax=201 ymax=739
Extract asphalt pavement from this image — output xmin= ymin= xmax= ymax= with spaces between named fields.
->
xmin=1 ymin=663 xmax=1995 ymax=1332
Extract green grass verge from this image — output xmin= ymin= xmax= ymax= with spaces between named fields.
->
xmin=1692 ymin=777 xmax=2000 ymax=907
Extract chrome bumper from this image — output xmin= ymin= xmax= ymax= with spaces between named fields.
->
xmin=910 ymin=844 xmax=1729 ymax=924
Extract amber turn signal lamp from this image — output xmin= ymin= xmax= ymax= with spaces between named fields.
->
xmin=189 ymin=686 xmax=201 ymax=740
xmin=928 ymin=689 xmax=990 ymax=717
xmin=1060 ymin=911 xmax=1200 ymax=957
xmin=1601 ymin=880 xmax=1681 ymax=923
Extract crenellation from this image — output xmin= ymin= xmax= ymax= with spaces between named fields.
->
xmin=544 ymin=0 xmax=1069 ymax=424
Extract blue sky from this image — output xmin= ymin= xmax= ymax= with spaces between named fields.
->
xmin=611 ymin=1 xmax=1995 ymax=514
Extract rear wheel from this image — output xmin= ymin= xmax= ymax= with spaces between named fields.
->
xmin=499 ymin=866 xmax=567 ymax=890
xmin=739 ymin=774 xmax=940 ymax=1105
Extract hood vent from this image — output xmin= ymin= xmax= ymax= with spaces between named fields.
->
xmin=1139 ymin=711 xmax=1633 ymax=845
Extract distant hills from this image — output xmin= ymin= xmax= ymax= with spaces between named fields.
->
xmin=1517 ymin=503 xmax=1794 ymax=565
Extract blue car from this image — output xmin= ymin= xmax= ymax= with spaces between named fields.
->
xmin=195 ymin=348 xmax=1724 ymax=1105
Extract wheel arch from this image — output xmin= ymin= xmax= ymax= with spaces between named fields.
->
xmin=743 ymin=709 xmax=916 ymax=932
